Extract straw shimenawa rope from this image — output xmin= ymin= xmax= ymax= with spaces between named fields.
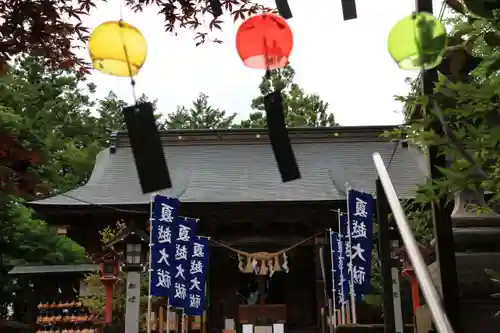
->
xmin=209 ymin=231 xmax=324 ymax=260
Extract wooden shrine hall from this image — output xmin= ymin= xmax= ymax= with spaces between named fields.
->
xmin=29 ymin=126 xmax=425 ymax=333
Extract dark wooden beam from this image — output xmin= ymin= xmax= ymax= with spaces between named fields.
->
xmin=210 ymin=236 xmax=316 ymax=247
xmin=415 ymin=0 xmax=461 ymax=331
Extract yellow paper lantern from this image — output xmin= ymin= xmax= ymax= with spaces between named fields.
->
xmin=387 ymin=12 xmax=447 ymax=70
xmin=88 ymin=21 xmax=147 ymax=77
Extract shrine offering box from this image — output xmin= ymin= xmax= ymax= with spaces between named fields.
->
xmin=238 ymin=304 xmax=287 ymax=324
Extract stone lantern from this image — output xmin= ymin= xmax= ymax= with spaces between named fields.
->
xmin=448 ymin=182 xmax=500 ymax=331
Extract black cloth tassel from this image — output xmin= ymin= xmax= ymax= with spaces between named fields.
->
xmin=275 ymin=0 xmax=293 ymax=19
xmin=341 ymin=0 xmax=357 ymax=20
xmin=123 ymin=102 xmax=173 ymax=193
xmin=264 ymin=91 xmax=301 ymax=183
xmin=209 ymin=0 xmax=223 ymax=18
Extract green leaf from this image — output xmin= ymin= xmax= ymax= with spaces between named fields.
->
xmin=436 ymin=166 xmax=468 ymax=181
xmin=484 ymin=32 xmax=500 ymax=47
xmin=452 ymin=25 xmax=477 ymax=39
xmin=485 ymin=56 xmax=500 ymax=77
xmin=464 ymin=0 xmax=494 ymax=18
xmin=446 ymin=0 xmax=467 ymax=13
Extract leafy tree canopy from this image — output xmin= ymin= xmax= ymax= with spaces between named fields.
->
xmin=389 ymin=0 xmax=500 ymax=209
xmin=163 ymin=92 xmax=237 ymax=129
xmin=239 ymin=65 xmax=338 ymax=128
xmin=0 ymin=56 xmax=104 ymax=317
xmin=81 ymin=221 xmax=149 ymax=327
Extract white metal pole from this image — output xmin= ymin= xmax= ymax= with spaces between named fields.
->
xmin=147 ymin=194 xmax=155 ymax=333
xmin=328 ymin=299 xmax=334 ymax=332
xmin=181 ymin=310 xmax=186 ymax=333
xmin=337 ymin=209 xmax=346 ymax=325
xmin=345 ymin=188 xmax=357 ymax=323
xmin=328 ymin=229 xmax=337 ymax=329
xmin=125 ymin=271 xmax=142 ymax=333
xmin=373 ymin=152 xmax=454 ymax=333
xmin=391 ymin=267 xmax=404 ymax=333
xmin=319 ymin=243 xmax=333 ymax=333
xmin=166 ymin=304 xmax=171 ymax=333
xmin=390 ymin=240 xmax=404 ymax=333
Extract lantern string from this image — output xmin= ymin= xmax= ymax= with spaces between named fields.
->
xmin=119 ymin=0 xmax=124 ymax=22
xmin=411 ymin=13 xmax=426 ymax=94
xmin=118 ymin=3 xmax=138 ymax=104
xmin=263 ymin=36 xmax=272 ymax=79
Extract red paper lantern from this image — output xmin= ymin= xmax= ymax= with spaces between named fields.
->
xmin=236 ymin=13 xmax=293 ymax=70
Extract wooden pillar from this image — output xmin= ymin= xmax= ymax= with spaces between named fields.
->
xmin=258 ymin=275 xmax=266 ymax=305
xmin=159 ymin=306 xmax=165 ymax=333
xmin=314 ymin=236 xmax=326 ymax=331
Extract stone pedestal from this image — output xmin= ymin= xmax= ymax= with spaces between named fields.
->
xmin=449 ymin=188 xmax=500 ymax=332
xmin=125 ymin=271 xmax=141 ymax=333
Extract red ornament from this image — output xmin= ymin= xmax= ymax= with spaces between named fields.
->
xmin=236 ymin=13 xmax=293 ymax=70
xmin=401 ymin=261 xmax=420 ymax=315
xmin=99 ymin=255 xmax=119 ymax=324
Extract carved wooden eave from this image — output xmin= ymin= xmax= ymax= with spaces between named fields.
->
xmin=89 ymin=249 xmax=119 ymax=264
xmin=107 ymin=223 xmax=148 ymax=249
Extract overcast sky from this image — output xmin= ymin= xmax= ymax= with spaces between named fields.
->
xmin=79 ymin=0 xmax=444 ymax=126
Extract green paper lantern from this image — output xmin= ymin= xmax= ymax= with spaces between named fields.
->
xmin=388 ymin=12 xmax=447 ymax=70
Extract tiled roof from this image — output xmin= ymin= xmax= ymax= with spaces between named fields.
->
xmin=8 ymin=264 xmax=98 ymax=275
xmin=30 ymin=126 xmax=427 ymax=206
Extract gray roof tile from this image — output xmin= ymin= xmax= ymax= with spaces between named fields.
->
xmin=30 ymin=127 xmax=426 ymax=206
xmin=9 ymin=264 xmax=98 ymax=275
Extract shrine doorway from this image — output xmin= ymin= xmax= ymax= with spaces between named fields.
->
xmin=207 ymin=243 xmax=317 ymax=332
xmin=237 ymin=272 xmax=286 ymax=305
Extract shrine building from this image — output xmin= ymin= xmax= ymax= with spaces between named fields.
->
xmin=28 ymin=126 xmax=425 ymax=333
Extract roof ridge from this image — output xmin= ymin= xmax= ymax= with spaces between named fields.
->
xmin=113 ymin=125 xmax=399 ymax=148
xmin=115 ymin=125 xmax=398 ymax=135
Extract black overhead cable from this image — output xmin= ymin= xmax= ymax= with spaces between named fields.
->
xmin=52 ymin=168 xmax=192 ymax=214
xmin=2 ymin=139 xmax=156 ymax=215
xmin=55 ymin=193 xmax=149 ymax=214
xmin=386 ymin=134 xmax=403 ymax=171
xmin=3 ymin=129 xmax=150 ymax=214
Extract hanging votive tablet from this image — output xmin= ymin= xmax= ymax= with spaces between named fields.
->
xmin=88 ymin=21 xmax=147 ymax=77
xmin=387 ymin=12 xmax=447 ymax=70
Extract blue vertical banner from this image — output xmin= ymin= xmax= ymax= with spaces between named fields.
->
xmin=150 ymin=196 xmax=180 ymax=297
xmin=170 ymin=217 xmax=199 ymax=308
xmin=185 ymin=236 xmax=209 ymax=315
xmin=331 ymin=230 xmax=349 ymax=309
xmin=347 ymin=189 xmax=374 ymax=297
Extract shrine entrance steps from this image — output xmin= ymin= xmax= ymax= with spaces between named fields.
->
xmin=334 ymin=324 xmax=414 ymax=333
